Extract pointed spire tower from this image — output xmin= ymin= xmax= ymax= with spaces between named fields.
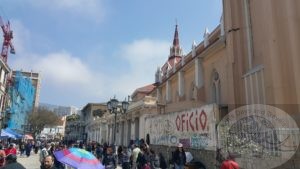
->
xmin=169 ymin=24 xmax=183 ymax=59
xmin=160 ymin=23 xmax=183 ymax=77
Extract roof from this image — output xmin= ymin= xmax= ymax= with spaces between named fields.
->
xmin=81 ymin=103 xmax=106 ymax=112
xmin=136 ymin=84 xmax=155 ymax=93
xmin=161 ymin=56 xmax=182 ymax=76
xmin=131 ymin=84 xmax=155 ymax=98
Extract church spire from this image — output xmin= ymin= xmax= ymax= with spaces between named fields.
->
xmin=160 ymin=23 xmax=183 ymax=77
xmin=173 ymin=24 xmax=179 ymax=46
xmin=169 ymin=23 xmax=182 ymax=59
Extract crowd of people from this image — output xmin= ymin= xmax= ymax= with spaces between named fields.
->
xmin=0 ymin=142 xmax=28 ymax=168
xmin=36 ymin=139 xmax=167 ymax=169
xmin=98 ymin=139 xmax=168 ymax=169
xmin=0 ymin=140 xmax=58 ymax=169
xmin=0 ymin=139 xmax=239 ymax=169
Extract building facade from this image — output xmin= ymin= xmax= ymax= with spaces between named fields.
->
xmin=81 ymin=1 xmax=300 ymax=168
xmin=5 ymin=71 xmax=35 ymax=133
xmin=81 ymin=103 xmax=108 ymax=143
xmin=39 ymin=103 xmax=78 ymax=117
xmin=0 ymin=58 xmax=10 ymax=129
xmin=54 ymin=106 xmax=78 ymax=117
xmin=106 ymin=94 xmax=157 ymax=146
xmin=113 ymin=0 xmax=300 ymax=168
xmin=13 ymin=70 xmax=41 ymax=109
xmin=64 ymin=114 xmax=84 ymax=142
xmin=221 ymin=1 xmax=300 ymax=168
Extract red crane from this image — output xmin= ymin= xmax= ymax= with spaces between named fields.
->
xmin=0 ymin=16 xmax=15 ymax=63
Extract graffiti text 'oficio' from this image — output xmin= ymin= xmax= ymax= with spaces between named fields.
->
xmin=175 ymin=110 xmax=208 ymax=132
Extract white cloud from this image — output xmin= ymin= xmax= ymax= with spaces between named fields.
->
xmin=35 ymin=52 xmax=93 ymax=86
xmin=121 ymin=39 xmax=170 ymax=65
xmin=8 ymin=20 xmax=172 ymax=107
xmin=9 ymin=20 xmax=105 ymax=105
xmin=9 ymin=20 xmax=95 ymax=87
xmin=8 ymin=20 xmax=31 ymax=54
xmin=110 ymin=39 xmax=170 ymax=96
xmin=12 ymin=51 xmax=104 ymax=91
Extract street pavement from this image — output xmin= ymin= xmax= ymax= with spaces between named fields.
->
xmin=18 ymin=152 xmax=40 ymax=169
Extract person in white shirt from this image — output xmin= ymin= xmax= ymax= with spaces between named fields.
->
xmin=132 ymin=144 xmax=141 ymax=169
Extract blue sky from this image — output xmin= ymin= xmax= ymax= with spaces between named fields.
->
xmin=0 ymin=0 xmax=222 ymax=108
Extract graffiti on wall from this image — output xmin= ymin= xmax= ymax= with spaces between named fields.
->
xmin=175 ymin=110 xmax=208 ymax=132
xmin=145 ymin=104 xmax=218 ymax=150
xmin=217 ymin=104 xmax=300 ymax=169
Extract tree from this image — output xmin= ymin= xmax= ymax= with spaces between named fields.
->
xmin=27 ymin=108 xmax=62 ymax=139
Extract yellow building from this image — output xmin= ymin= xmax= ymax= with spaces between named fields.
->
xmin=99 ymin=1 xmax=299 ymax=168
xmin=126 ymin=0 xmax=300 ymax=168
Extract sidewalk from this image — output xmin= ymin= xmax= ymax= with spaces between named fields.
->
xmin=18 ymin=153 xmax=40 ymax=169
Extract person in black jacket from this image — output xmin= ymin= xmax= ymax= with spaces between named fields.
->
xmin=158 ymin=152 xmax=167 ymax=169
xmin=102 ymin=146 xmax=116 ymax=169
xmin=172 ymin=143 xmax=186 ymax=169
xmin=120 ymin=146 xmax=131 ymax=169
xmin=149 ymin=149 xmax=160 ymax=169
xmin=136 ymin=144 xmax=150 ymax=169
xmin=2 ymin=154 xmax=26 ymax=169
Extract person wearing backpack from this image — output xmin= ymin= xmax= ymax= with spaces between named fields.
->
xmin=40 ymin=144 xmax=50 ymax=169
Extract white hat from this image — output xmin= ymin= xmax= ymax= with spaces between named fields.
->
xmin=177 ymin=143 xmax=183 ymax=148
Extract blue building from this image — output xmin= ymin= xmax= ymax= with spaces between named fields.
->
xmin=6 ymin=71 xmax=35 ymax=133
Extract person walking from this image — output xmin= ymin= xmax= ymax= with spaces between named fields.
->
xmin=41 ymin=155 xmax=58 ymax=169
xmin=220 ymin=153 xmax=240 ymax=169
xmin=120 ymin=146 xmax=131 ymax=169
xmin=0 ymin=145 xmax=6 ymax=167
xmin=102 ymin=146 xmax=116 ymax=169
xmin=136 ymin=144 xmax=150 ymax=169
xmin=132 ymin=144 xmax=141 ymax=169
xmin=40 ymin=144 xmax=50 ymax=168
xmin=95 ymin=144 xmax=103 ymax=161
xmin=4 ymin=144 xmax=17 ymax=156
xmin=149 ymin=149 xmax=160 ymax=169
xmin=1 ymin=154 xmax=26 ymax=169
xmin=53 ymin=144 xmax=65 ymax=169
xmin=158 ymin=153 xmax=167 ymax=169
xmin=25 ymin=140 xmax=32 ymax=157
xmin=172 ymin=143 xmax=186 ymax=169
xmin=19 ymin=142 xmax=25 ymax=157
xmin=34 ymin=140 xmax=41 ymax=154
